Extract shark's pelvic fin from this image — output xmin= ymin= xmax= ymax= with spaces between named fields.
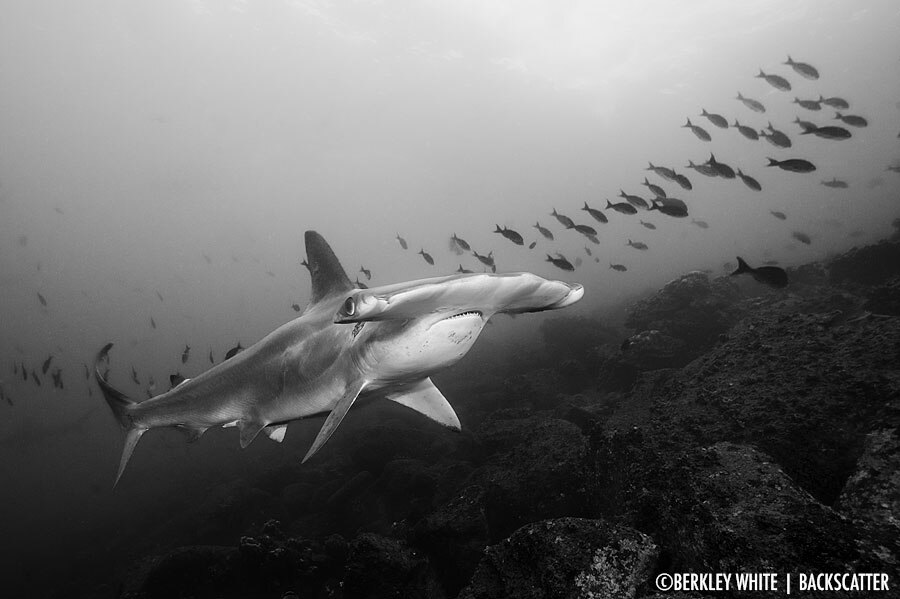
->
xmin=238 ymin=420 xmax=266 ymax=449
xmin=302 ymin=379 xmax=368 ymax=463
xmin=386 ymin=378 xmax=461 ymax=430
xmin=304 ymin=230 xmax=355 ymax=306
xmin=263 ymin=424 xmax=287 ymax=443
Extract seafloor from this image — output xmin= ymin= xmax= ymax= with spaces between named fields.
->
xmin=58 ymin=236 xmax=900 ymax=598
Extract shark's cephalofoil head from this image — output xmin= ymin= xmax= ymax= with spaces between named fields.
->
xmin=334 ymin=272 xmax=584 ymax=384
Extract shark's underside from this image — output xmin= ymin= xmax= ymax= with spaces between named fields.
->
xmin=95 ymin=231 xmax=584 ymax=486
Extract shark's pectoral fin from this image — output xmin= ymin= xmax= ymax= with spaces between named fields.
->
xmin=263 ymin=424 xmax=287 ymax=443
xmin=302 ymin=379 xmax=368 ymax=463
xmin=386 ymin=378 xmax=461 ymax=430
xmin=238 ymin=420 xmax=266 ymax=449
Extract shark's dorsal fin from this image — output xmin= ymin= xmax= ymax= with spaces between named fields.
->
xmin=302 ymin=378 xmax=368 ymax=463
xmin=305 ymin=231 xmax=354 ymax=306
xmin=386 ymin=378 xmax=461 ymax=430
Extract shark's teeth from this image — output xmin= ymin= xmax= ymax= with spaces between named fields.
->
xmin=443 ymin=310 xmax=483 ymax=320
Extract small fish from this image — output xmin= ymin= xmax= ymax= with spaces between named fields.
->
xmin=528 ymin=241 xmax=537 ymax=249
xmin=569 ymin=223 xmax=597 ymax=238
xmin=686 ymin=159 xmax=719 ymax=178
xmin=155 ymin=291 xmax=164 ymax=302
xmin=756 ymin=69 xmax=791 ymax=91
xmin=534 ymin=222 xmax=554 ymax=240
xmin=648 ymin=198 xmax=688 ymax=218
xmin=733 ymin=120 xmax=759 ymax=140
xmin=209 ymin=349 xmax=215 ymax=364
xmin=472 ymin=250 xmax=495 ymax=268
xmin=581 ymin=202 xmax=608 ymax=224
xmin=418 ymin=249 xmax=434 ymax=265
xmin=834 ymin=112 xmax=867 ymax=128
xmin=793 ymin=97 xmax=821 ymax=111
xmin=766 ymin=158 xmax=816 ymax=173
xmin=705 ymin=154 xmax=735 ymax=179
xmin=619 ymin=190 xmax=649 ymax=209
xmin=673 ymin=173 xmax=693 ymax=191
xmin=546 ymin=254 xmax=574 ymax=272
xmin=131 ymin=366 xmax=140 ymax=385
xmin=770 ymin=211 xmax=787 ymax=220
xmin=359 ymin=266 xmax=371 ymax=280
xmin=609 ymin=263 xmax=627 ymax=272
xmin=639 ymin=220 xmax=657 ymax=230
xmin=42 ymin=355 xmax=53 ymax=375
xmin=731 ymin=256 xmax=788 ymax=288
xmin=32 ymin=370 xmax=41 ymax=387
xmin=150 ymin=317 xmax=156 ymax=329
xmin=494 ymin=225 xmax=524 ymax=246
xmin=641 ymin=178 xmax=666 ymax=199
xmin=202 ymin=253 xmax=212 ymax=264
xmin=550 ymin=209 xmax=575 ymax=229
xmin=646 ymin=162 xmax=677 ymax=181
xmin=37 ymin=292 xmax=47 ymax=307
xmin=700 ymin=109 xmax=728 ymax=129
xmin=820 ymin=96 xmax=849 ymax=110
xmin=736 ymin=169 xmax=762 ymax=191
xmin=792 ymin=231 xmax=812 ymax=245
xmin=584 ymin=246 xmax=593 ymax=256
xmin=52 ymin=369 xmax=64 ymax=390
xmin=574 ymin=256 xmax=583 ymax=268
xmin=585 ymin=234 xmax=600 ymax=246
xmin=225 ymin=342 xmax=244 ymax=360
xmin=456 ymin=264 xmax=474 ymax=274
xmin=396 ymin=234 xmax=408 ymax=250
xmin=451 ymin=234 xmax=471 ymax=252
xmin=736 ymin=92 xmax=765 ymax=113
xmin=691 ymin=219 xmax=709 ymax=229
xmin=83 ymin=363 xmax=90 ymax=380
xmin=291 ymin=303 xmax=301 ymax=311
xmin=22 ymin=366 xmax=28 ymax=382
xmin=764 ymin=122 xmax=791 ymax=148
xmin=784 ymin=56 xmax=818 ymax=80
xmin=793 ymin=116 xmax=817 ymax=132
xmin=181 ymin=345 xmax=190 ymax=364
xmin=801 ymin=124 xmax=851 ymax=140
xmin=355 ymin=278 xmax=369 ymax=289
xmin=627 ymin=239 xmax=648 ymax=250
xmin=683 ymin=118 xmax=711 ymax=141
xmin=606 ymin=200 xmax=638 ymax=215
xmin=822 ymin=178 xmax=848 ymax=189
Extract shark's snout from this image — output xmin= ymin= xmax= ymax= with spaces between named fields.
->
xmin=550 ymin=282 xmax=584 ymax=309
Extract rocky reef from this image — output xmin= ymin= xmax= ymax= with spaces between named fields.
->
xmin=75 ymin=241 xmax=900 ymax=599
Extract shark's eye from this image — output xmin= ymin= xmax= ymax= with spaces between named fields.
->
xmin=342 ymin=296 xmax=356 ymax=316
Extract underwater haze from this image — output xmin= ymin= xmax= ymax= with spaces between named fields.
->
xmin=2 ymin=1 xmax=900 ymax=597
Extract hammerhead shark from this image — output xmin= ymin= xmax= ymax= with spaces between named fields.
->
xmin=95 ymin=231 xmax=583 ymax=486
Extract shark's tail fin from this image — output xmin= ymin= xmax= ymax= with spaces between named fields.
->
xmin=95 ymin=343 xmax=145 ymax=488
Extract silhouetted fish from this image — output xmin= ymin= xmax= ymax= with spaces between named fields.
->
xmin=569 ymin=223 xmax=597 ymax=238
xmin=627 ymin=239 xmax=648 ymax=250
xmin=834 ymin=112 xmax=867 ymax=127
xmin=646 ymin=162 xmax=677 ymax=181
xmin=691 ymin=219 xmax=709 ymax=229
xmin=131 ymin=366 xmax=140 ymax=385
xmin=550 ymin=209 xmax=575 ymax=229
xmin=756 ymin=69 xmax=790 ymax=91
xmin=648 ymin=198 xmax=688 ymax=218
xmin=700 ymin=109 xmax=728 ymax=129
xmin=534 ymin=222 xmax=554 ymax=240
xmin=641 ymin=178 xmax=666 ymax=199
xmin=766 ymin=158 xmax=815 ymax=173
xmin=42 ymin=355 xmax=53 ymax=375
xmin=705 ymin=154 xmax=735 ymax=178
xmin=418 ymin=249 xmax=434 ymax=265
xmin=22 ymin=366 xmax=28 ymax=382
xmin=673 ymin=173 xmax=693 ymax=190
xmin=784 ymin=56 xmax=818 ymax=80
xmin=800 ymin=124 xmax=851 ymax=140
xmin=733 ymin=120 xmax=759 ymax=140
xmin=225 ymin=342 xmax=244 ymax=360
xmin=181 ymin=345 xmax=190 ymax=364
xmin=792 ymin=231 xmax=812 ymax=245
xmin=639 ymin=220 xmax=657 ymax=230
xmin=736 ymin=92 xmax=765 ymax=113
xmin=736 ymin=169 xmax=762 ymax=191
xmin=494 ymin=225 xmax=524 ymax=245
xmin=156 ymin=291 xmax=164 ymax=302
xmin=822 ymin=178 xmax=848 ymax=189
xmin=820 ymin=96 xmax=849 ymax=110
xmin=546 ymin=254 xmax=574 ymax=271
xmin=451 ymin=234 xmax=471 ymax=252
xmin=396 ymin=234 xmax=408 ymax=250
xmin=528 ymin=241 xmax=536 ymax=249
xmin=291 ymin=303 xmax=301 ymax=312
xmin=84 ymin=363 xmax=90 ymax=380
xmin=355 ymin=278 xmax=369 ymax=289
xmin=359 ymin=266 xmax=371 ymax=281
xmin=574 ymin=257 xmax=583 ymax=268
xmin=763 ymin=122 xmax=791 ymax=147
xmin=794 ymin=97 xmax=821 ymax=111
xmin=606 ymin=200 xmax=637 ymax=215
xmin=456 ymin=264 xmax=474 ymax=274
xmin=609 ymin=263 xmax=627 ymax=272
xmin=686 ymin=159 xmax=719 ymax=178
xmin=619 ymin=190 xmax=649 ymax=209
xmin=472 ymin=250 xmax=495 ymax=269
xmin=770 ymin=210 xmax=787 ymax=220
xmin=731 ymin=256 xmax=788 ymax=288
xmin=150 ymin=317 xmax=156 ymax=329
xmin=683 ymin=118 xmax=711 ymax=141
xmin=584 ymin=246 xmax=593 ymax=256
xmin=37 ymin=292 xmax=47 ymax=307
xmin=52 ymin=369 xmax=64 ymax=390
xmin=209 ymin=349 xmax=215 ymax=364
xmin=793 ymin=116 xmax=817 ymax=132
xmin=32 ymin=370 xmax=41 ymax=386
xmin=581 ymin=202 xmax=608 ymax=224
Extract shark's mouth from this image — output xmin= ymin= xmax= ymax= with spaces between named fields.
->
xmin=440 ymin=310 xmax=483 ymax=322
